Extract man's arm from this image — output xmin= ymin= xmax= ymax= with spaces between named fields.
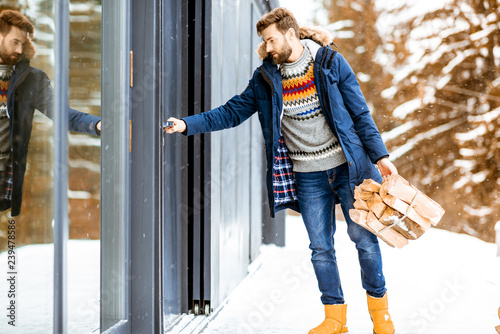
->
xmin=166 ymin=81 xmax=258 ymax=136
xmin=336 ymin=53 xmax=397 ymax=178
xmin=34 ymin=71 xmax=101 ymax=136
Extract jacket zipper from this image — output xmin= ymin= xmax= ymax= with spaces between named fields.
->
xmin=13 ymin=67 xmax=32 ymax=90
xmin=318 ymin=50 xmax=330 ymax=125
xmin=257 ymin=66 xmax=276 ymax=144
xmin=258 ymin=66 xmax=280 ymax=214
xmin=318 ymin=49 xmax=351 ymax=168
xmin=7 ymin=67 xmax=32 ymax=118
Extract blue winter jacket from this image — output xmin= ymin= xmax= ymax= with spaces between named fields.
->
xmin=0 ymin=59 xmax=101 ymax=216
xmin=183 ymin=39 xmax=388 ymax=217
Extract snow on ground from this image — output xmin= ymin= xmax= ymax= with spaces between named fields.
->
xmin=1 ymin=215 xmax=499 ymax=334
xmin=0 ymin=240 xmax=100 ymax=334
xmin=197 ymin=214 xmax=500 ymax=334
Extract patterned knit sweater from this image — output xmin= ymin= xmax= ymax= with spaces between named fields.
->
xmin=280 ymin=45 xmax=346 ymax=172
xmin=0 ymin=64 xmax=13 ymax=172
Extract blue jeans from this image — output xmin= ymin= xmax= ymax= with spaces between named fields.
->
xmin=294 ymin=163 xmax=386 ymax=305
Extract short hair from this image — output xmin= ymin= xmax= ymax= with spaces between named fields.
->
xmin=0 ymin=9 xmax=34 ymax=37
xmin=256 ymin=7 xmax=300 ymax=39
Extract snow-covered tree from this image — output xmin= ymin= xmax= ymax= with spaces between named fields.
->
xmin=322 ymin=0 xmax=498 ymax=241
xmin=323 ymin=0 xmax=393 ymax=128
xmin=375 ymin=0 xmax=499 ymax=241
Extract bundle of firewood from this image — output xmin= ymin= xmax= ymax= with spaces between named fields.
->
xmin=349 ymin=175 xmax=445 ymax=248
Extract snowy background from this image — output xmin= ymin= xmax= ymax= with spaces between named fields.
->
xmin=281 ymin=0 xmax=500 ymax=243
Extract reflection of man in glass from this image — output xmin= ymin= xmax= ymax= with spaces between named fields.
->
xmin=0 ymin=10 xmax=101 ymax=216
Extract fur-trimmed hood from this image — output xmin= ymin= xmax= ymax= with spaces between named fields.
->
xmin=21 ymin=37 xmax=36 ymax=60
xmin=257 ymin=25 xmax=335 ymax=60
xmin=22 ymin=37 xmax=36 ymax=60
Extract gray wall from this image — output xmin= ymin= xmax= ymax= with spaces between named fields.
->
xmin=209 ymin=0 xmax=270 ymax=308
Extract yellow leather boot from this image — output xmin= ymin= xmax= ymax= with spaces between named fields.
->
xmin=309 ymin=304 xmax=349 ymax=334
xmin=367 ymin=292 xmax=395 ymax=334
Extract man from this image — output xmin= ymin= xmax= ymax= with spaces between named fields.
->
xmin=167 ymin=7 xmax=396 ymax=334
xmin=0 ymin=10 xmax=101 ymax=216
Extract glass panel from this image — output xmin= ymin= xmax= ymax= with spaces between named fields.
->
xmin=0 ymin=2 xmax=56 ymax=333
xmin=100 ymin=0 xmax=130 ymax=331
xmin=66 ymin=1 xmax=101 ymax=333
xmin=162 ymin=0 xmax=185 ymax=325
xmin=0 ymin=1 xmax=102 ymax=333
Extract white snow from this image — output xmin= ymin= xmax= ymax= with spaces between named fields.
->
xmin=468 ymin=107 xmax=500 ymax=123
xmin=356 ymin=72 xmax=371 ymax=83
xmin=464 ymin=205 xmax=493 ymax=217
xmin=453 ymin=169 xmax=490 ymax=190
xmin=196 ymin=214 xmax=500 ymax=334
xmin=455 ymin=124 xmax=487 ymax=143
xmin=390 ymin=119 xmax=464 ymax=161
xmin=442 ymin=49 xmax=477 ymax=75
xmin=327 ymin=20 xmax=355 ymax=31
xmin=375 ymin=0 xmax=454 ymax=36
xmin=381 ymin=121 xmax=418 ymax=143
xmin=392 ymin=99 xmax=421 ymax=119
xmin=279 ymin=0 xmax=327 ymax=26
xmin=470 ymin=23 xmax=498 ymax=41
xmin=436 ymin=74 xmax=452 ymax=90
xmin=68 ymin=189 xmax=93 ymax=200
xmin=454 ymin=159 xmax=476 ymax=171
xmin=459 ymin=147 xmax=486 ymax=157
xmin=0 ymin=241 xmax=100 ymax=334
xmin=494 ymin=47 xmax=500 ymax=62
xmin=381 ymin=86 xmax=398 ymax=99
xmin=1 ymin=216 xmax=499 ymax=334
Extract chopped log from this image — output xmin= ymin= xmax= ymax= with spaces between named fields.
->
xmin=355 ymin=186 xmax=375 ymax=201
xmin=366 ymin=193 xmax=387 ymax=219
xmin=366 ymin=211 xmax=409 ymax=248
xmin=354 ymin=198 xmax=370 ymax=211
xmin=349 ymin=209 xmax=368 ymax=224
xmin=379 ymin=207 xmax=426 ymax=240
xmin=498 ymin=306 xmax=500 ymax=318
xmin=349 ymin=209 xmax=376 ymax=235
xmin=359 ymin=179 xmax=382 ymax=193
xmin=496 ymin=325 xmax=500 ymax=334
xmin=382 ymin=193 xmax=432 ymax=230
xmin=380 ymin=175 xmax=445 ymax=226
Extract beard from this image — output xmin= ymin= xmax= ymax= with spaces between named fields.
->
xmin=0 ymin=45 xmax=20 ymax=65
xmin=271 ymin=40 xmax=292 ymax=65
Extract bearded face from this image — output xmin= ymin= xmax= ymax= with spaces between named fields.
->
xmin=0 ymin=26 xmax=27 ymax=65
xmin=269 ymin=36 xmax=292 ymax=65
xmin=262 ymin=24 xmax=294 ymax=65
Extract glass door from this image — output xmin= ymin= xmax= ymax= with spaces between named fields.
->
xmin=0 ymin=1 xmax=102 ymax=333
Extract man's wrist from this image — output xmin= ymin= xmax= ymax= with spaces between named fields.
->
xmin=95 ymin=121 xmax=101 ymax=136
xmin=375 ymin=155 xmax=389 ymax=164
xmin=181 ymin=119 xmax=188 ymax=135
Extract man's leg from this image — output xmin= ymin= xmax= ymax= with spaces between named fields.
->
xmin=331 ymin=163 xmax=386 ymax=298
xmin=294 ymin=170 xmax=344 ymax=304
xmin=295 ymin=169 xmax=349 ymax=334
xmin=331 ymin=163 xmax=395 ymax=333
